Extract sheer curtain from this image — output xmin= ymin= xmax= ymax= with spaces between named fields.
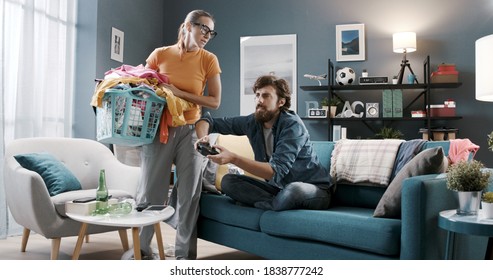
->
xmin=0 ymin=0 xmax=77 ymax=238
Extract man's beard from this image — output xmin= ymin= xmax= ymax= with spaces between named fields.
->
xmin=255 ymin=105 xmax=277 ymax=123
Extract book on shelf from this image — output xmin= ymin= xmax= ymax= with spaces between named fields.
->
xmin=333 ymin=125 xmax=347 ymax=141
xmin=333 ymin=125 xmax=341 ymax=141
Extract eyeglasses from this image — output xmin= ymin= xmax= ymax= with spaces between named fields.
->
xmin=191 ymin=22 xmax=217 ymax=39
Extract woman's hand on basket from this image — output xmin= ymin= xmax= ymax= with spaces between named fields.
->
xmin=162 ymin=84 xmax=184 ymax=98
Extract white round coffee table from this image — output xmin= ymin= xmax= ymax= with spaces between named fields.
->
xmin=67 ymin=206 xmax=174 ymax=260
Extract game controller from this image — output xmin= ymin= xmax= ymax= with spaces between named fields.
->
xmin=196 ymin=142 xmax=219 ymax=156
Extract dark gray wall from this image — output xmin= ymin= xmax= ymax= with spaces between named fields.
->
xmin=75 ymin=0 xmax=493 ymax=166
xmin=74 ymin=0 xmax=98 ymax=139
xmin=74 ymin=0 xmax=165 ymax=140
xmin=159 ymin=0 xmax=493 ymax=166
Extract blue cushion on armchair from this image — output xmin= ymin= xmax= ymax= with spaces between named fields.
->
xmin=14 ymin=153 xmax=82 ymax=196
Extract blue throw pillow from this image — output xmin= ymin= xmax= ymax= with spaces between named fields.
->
xmin=14 ymin=153 xmax=82 ymax=196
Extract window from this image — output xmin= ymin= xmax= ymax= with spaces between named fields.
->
xmin=0 ymin=0 xmax=78 ymax=237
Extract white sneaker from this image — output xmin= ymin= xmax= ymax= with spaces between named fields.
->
xmin=165 ymin=243 xmax=175 ymax=257
xmin=121 ymin=247 xmax=159 ymax=260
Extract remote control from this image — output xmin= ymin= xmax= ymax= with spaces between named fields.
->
xmin=136 ymin=202 xmax=150 ymax=212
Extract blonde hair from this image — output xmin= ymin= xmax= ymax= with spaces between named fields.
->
xmin=177 ymin=10 xmax=215 ymax=56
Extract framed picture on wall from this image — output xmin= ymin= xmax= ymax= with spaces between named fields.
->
xmin=336 ymin=24 xmax=365 ymax=61
xmin=111 ymin=27 xmax=124 ymax=63
xmin=240 ymin=34 xmax=297 ymax=115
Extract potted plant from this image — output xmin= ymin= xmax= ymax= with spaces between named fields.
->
xmin=373 ymin=127 xmax=403 ymax=139
xmin=487 ymin=131 xmax=493 ymax=152
xmin=482 ymin=192 xmax=493 ymax=219
xmin=321 ymin=96 xmax=341 ymax=118
xmin=446 ymin=160 xmax=491 ymax=215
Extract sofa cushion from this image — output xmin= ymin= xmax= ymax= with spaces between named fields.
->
xmin=200 ymin=193 xmax=265 ymax=231
xmin=373 ymin=147 xmax=447 ymax=218
xmin=14 ymin=153 xmax=82 ymax=196
xmin=311 ymin=141 xmax=335 ymax=170
xmin=214 ymin=135 xmax=262 ymax=191
xmin=260 ymin=206 xmax=401 ymax=256
xmin=423 ymin=141 xmax=450 ymax=156
xmin=333 ymin=184 xmax=386 ymax=208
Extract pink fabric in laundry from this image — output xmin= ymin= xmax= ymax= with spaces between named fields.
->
xmin=105 ymin=64 xmax=169 ymax=84
xmin=448 ymin=138 xmax=480 ymax=164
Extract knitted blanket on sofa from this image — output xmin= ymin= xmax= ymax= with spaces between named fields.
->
xmin=330 ymin=139 xmax=404 ymax=186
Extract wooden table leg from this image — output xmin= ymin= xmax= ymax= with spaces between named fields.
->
xmin=21 ymin=228 xmax=30 ymax=252
xmin=118 ymin=229 xmax=129 ymax=251
xmin=72 ymin=222 xmax=88 ymax=260
xmin=132 ymin=227 xmax=141 ymax=260
xmin=154 ymin=223 xmax=165 ymax=260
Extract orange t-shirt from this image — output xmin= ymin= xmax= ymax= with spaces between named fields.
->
xmin=146 ymin=44 xmax=221 ymax=123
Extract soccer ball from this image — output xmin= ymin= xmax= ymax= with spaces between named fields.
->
xmin=336 ymin=67 xmax=355 ymax=85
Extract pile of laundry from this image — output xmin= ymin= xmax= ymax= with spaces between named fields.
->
xmin=90 ymin=64 xmax=195 ymax=143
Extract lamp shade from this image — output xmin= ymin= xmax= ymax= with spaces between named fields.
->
xmin=393 ymin=32 xmax=417 ymax=53
xmin=475 ymin=34 xmax=493 ymax=102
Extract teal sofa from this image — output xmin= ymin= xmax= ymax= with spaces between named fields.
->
xmin=197 ymin=141 xmax=487 ymax=259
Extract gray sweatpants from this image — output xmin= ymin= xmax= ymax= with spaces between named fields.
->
xmin=136 ymin=125 xmax=203 ymax=259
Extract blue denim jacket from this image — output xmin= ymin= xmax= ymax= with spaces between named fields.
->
xmin=201 ymin=111 xmax=333 ymax=189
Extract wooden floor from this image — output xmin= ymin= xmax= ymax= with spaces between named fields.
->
xmin=0 ymin=222 xmax=262 ymax=260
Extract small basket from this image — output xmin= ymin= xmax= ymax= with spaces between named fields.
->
xmin=96 ymin=87 xmax=166 ymax=146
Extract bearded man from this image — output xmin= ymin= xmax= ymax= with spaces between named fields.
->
xmin=195 ymin=75 xmax=333 ymax=211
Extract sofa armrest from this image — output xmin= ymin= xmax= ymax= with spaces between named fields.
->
xmin=400 ymin=174 xmax=487 ymax=259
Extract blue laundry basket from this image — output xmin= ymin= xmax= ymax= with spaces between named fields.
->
xmin=96 ymin=87 xmax=166 ymax=147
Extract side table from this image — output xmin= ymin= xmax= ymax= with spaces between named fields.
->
xmin=67 ymin=206 xmax=174 ymax=260
xmin=438 ymin=209 xmax=493 ymax=259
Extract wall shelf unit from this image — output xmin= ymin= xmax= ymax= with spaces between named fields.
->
xmin=300 ymin=56 xmax=462 ymax=140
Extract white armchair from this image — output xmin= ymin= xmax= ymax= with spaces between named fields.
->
xmin=3 ymin=137 xmax=141 ymax=259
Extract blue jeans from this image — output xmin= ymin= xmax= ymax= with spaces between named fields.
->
xmin=221 ymin=174 xmax=331 ymax=211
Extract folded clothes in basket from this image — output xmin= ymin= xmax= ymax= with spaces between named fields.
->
xmin=105 ymin=64 xmax=169 ymax=85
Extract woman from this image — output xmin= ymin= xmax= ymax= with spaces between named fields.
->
xmin=129 ymin=10 xmax=221 ymax=260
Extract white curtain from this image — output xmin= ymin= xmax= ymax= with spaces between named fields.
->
xmin=0 ymin=0 xmax=77 ymax=238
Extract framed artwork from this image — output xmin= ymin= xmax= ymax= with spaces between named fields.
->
xmin=111 ymin=27 xmax=124 ymax=63
xmin=240 ymin=34 xmax=297 ymax=115
xmin=336 ymin=24 xmax=365 ymax=61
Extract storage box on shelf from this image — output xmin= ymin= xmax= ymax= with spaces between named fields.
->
xmin=431 ymin=63 xmax=459 ymax=83
xmin=427 ymin=99 xmax=456 ymax=117
xmin=419 ymin=128 xmax=458 ymax=141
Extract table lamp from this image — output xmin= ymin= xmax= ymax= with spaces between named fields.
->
xmin=476 ymin=34 xmax=493 ymax=153
xmin=475 ymin=34 xmax=493 ymax=102
xmin=393 ymin=32 xmax=418 ymax=84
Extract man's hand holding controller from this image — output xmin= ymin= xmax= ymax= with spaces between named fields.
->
xmin=196 ymin=141 xmax=220 ymax=156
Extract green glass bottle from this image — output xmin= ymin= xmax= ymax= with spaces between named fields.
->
xmin=96 ymin=169 xmax=109 ymax=212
